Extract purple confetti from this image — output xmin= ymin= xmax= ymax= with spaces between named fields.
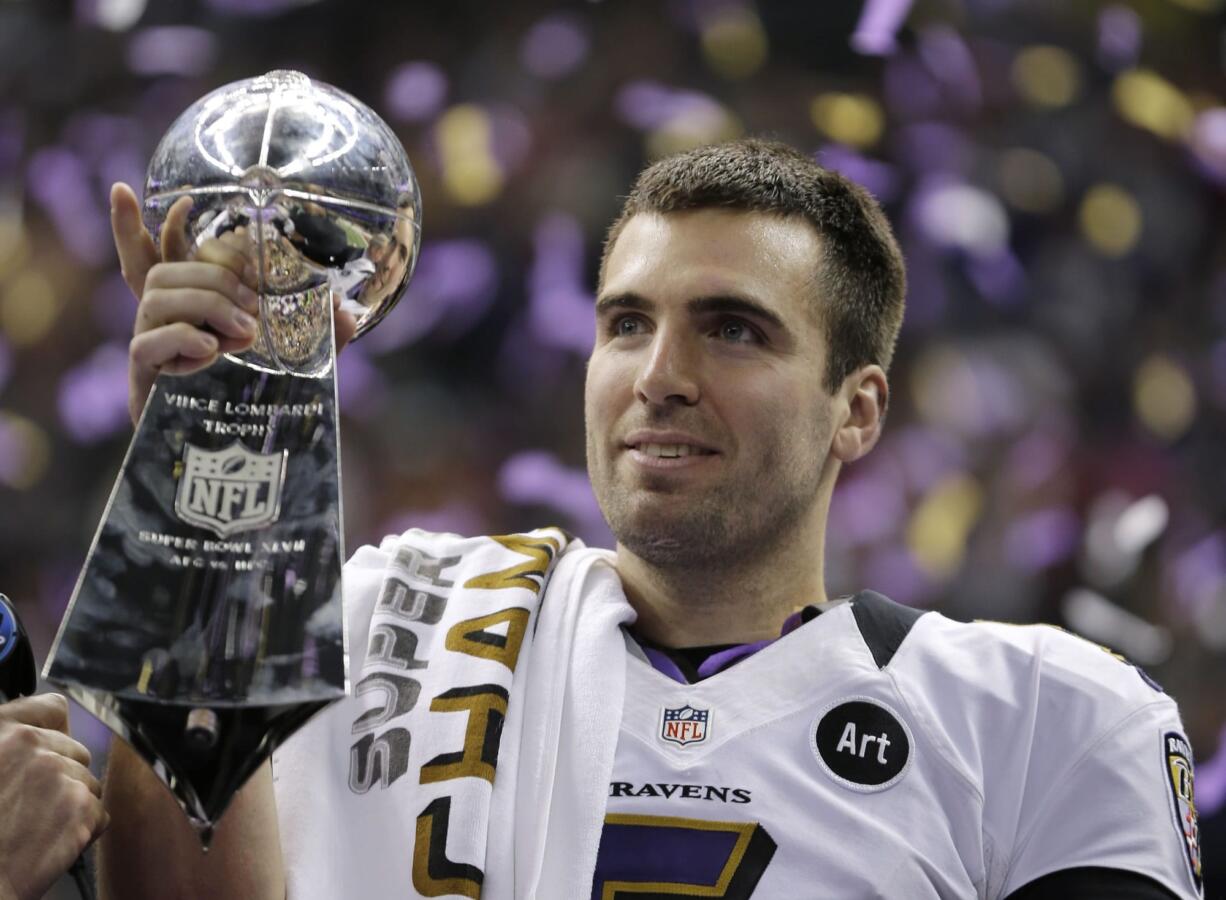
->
xmin=527 ymin=212 xmax=595 ymax=354
xmin=615 ymin=81 xmax=725 ymax=132
xmin=1097 ymin=5 xmax=1142 ymax=71
xmin=498 ymin=450 xmax=612 ymax=547
xmin=126 ymin=27 xmax=218 ymax=76
xmin=817 ymin=144 xmax=900 ymax=202
xmin=26 ymin=147 xmax=112 ymax=266
xmin=892 ymin=426 xmax=967 ymax=494
xmin=336 ymin=341 xmax=385 ymax=420
xmin=521 ymin=13 xmax=591 ymax=79
xmin=57 ymin=342 xmax=132 ymax=443
xmin=829 ymin=468 xmax=906 ymax=547
xmin=203 ymin=0 xmax=318 ymax=15
xmin=1169 ymin=533 xmax=1226 ymax=618
xmin=384 ymin=62 xmax=448 ymax=123
xmin=363 ymin=240 xmax=498 ymax=353
xmin=487 ymin=104 xmax=533 ymax=173
xmin=851 ymin=0 xmax=914 ymax=56
xmin=917 ymin=25 xmax=982 ymax=109
xmin=1189 ymin=107 xmax=1226 ymax=185
xmin=1004 ymin=507 xmax=1081 ymax=571
xmin=864 ymin=545 xmax=935 ymax=606
xmin=965 ymin=247 xmax=1026 ymax=305
xmin=883 ymin=54 xmax=944 ymax=120
xmin=1004 ymin=430 xmax=1069 ymax=491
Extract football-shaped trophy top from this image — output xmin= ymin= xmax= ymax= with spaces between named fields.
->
xmin=143 ymin=69 xmax=421 ymax=374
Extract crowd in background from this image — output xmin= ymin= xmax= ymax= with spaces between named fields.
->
xmin=1 ymin=0 xmax=1224 ymax=892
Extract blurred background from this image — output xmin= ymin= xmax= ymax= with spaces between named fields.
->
xmin=1 ymin=0 xmax=1224 ymax=894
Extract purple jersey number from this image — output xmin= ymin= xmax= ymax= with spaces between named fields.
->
xmin=591 ymin=813 xmax=776 ymax=899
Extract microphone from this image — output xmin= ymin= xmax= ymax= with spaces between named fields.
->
xmin=0 ymin=594 xmax=97 ymax=900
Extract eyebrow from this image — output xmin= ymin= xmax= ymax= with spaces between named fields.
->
xmin=594 ymin=292 xmax=788 ymax=332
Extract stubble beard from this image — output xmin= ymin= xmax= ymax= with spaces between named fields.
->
xmin=587 ymin=437 xmax=828 ymax=575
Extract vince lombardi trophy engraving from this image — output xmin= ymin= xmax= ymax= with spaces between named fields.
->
xmin=44 ymin=71 xmax=420 ymax=842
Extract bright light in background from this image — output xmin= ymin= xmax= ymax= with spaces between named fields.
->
xmin=435 ymin=105 xmax=503 ymax=206
xmin=851 ymin=0 xmax=915 ymax=56
xmin=906 ymin=473 xmax=984 ymax=579
xmin=700 ymin=6 xmax=768 ymax=79
xmin=77 ymin=0 xmax=147 ymax=30
xmin=384 ymin=63 xmax=448 ymax=123
xmin=0 ymin=412 xmax=50 ymax=490
xmin=1133 ymin=354 xmax=1197 ymax=442
xmin=0 ymin=270 xmax=58 ymax=347
xmin=614 ymin=82 xmax=741 ymax=158
xmin=1011 ymin=45 xmax=1081 ymax=108
xmin=810 ymin=93 xmax=885 ymax=149
xmin=1079 ymin=183 xmax=1141 ymax=257
xmin=1189 ymin=107 xmax=1226 ymax=182
xmin=1082 ymin=492 xmax=1172 ymax=588
xmin=998 ymin=147 xmax=1064 ymax=214
xmin=1062 ymin=588 xmax=1173 ymax=666
xmin=1112 ymin=69 xmax=1194 ymax=140
xmin=912 ymin=179 xmax=1010 ymax=256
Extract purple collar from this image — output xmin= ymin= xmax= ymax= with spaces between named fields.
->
xmin=634 ymin=607 xmax=813 ymax=685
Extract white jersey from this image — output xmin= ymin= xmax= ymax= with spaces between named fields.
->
xmin=595 ymin=592 xmax=1203 ymax=899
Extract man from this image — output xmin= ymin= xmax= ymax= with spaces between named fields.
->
xmin=99 ymin=140 xmax=1203 ymax=898
xmin=0 ymin=694 xmax=108 ymax=900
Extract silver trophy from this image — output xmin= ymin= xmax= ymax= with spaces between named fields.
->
xmin=44 ymin=71 xmax=420 ymax=843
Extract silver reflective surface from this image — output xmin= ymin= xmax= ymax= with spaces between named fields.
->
xmin=144 ymin=69 xmax=421 ymax=375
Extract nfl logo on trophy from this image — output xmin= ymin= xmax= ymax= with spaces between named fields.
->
xmin=175 ymin=442 xmax=287 ymax=538
xmin=661 ymin=705 xmax=711 ymax=747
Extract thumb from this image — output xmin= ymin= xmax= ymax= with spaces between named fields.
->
xmin=110 ymin=182 xmax=158 ymax=301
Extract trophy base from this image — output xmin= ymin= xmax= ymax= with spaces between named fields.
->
xmin=65 ymin=686 xmax=330 ymax=847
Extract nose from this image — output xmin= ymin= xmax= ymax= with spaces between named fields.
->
xmin=634 ymin=330 xmax=700 ymax=407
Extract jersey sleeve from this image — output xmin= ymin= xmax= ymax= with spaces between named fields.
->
xmin=998 ymin=669 xmax=1202 ymax=899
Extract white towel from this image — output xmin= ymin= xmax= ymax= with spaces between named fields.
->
xmin=273 ymin=527 xmax=635 ymax=899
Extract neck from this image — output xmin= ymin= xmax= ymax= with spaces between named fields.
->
xmin=614 ymin=512 xmax=830 ymax=648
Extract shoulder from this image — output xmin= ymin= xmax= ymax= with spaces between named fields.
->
xmin=882 ymin=599 xmax=1179 ymax=796
xmin=897 ymin=607 xmax=1168 ymax=717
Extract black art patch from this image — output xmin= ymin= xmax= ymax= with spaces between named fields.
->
xmin=812 ymin=699 xmax=911 ymax=791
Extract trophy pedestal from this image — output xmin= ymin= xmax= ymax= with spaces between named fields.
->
xmin=46 ymin=358 xmax=348 ymax=841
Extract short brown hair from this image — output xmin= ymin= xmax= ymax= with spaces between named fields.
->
xmin=600 ymin=138 xmax=906 ymax=393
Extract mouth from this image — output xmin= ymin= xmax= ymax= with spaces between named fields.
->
xmin=622 ymin=432 xmax=719 ymax=470
xmin=632 ymin=442 xmax=716 ymax=459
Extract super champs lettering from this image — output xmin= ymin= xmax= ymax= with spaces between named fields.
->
xmin=345 ymin=531 xmax=565 ymax=898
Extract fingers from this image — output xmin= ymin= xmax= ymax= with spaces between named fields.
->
xmin=0 ymin=693 xmax=70 ymax=733
xmin=111 ymin=182 xmax=158 ymax=300
xmin=160 ymin=195 xmax=194 ymax=263
xmin=139 ymin=274 xmax=258 ymax=339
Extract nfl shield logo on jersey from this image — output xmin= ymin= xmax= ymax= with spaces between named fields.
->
xmin=175 ymin=441 xmax=288 ymax=538
xmin=660 ymin=705 xmax=710 ymax=746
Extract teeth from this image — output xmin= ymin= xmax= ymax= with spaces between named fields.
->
xmin=640 ymin=443 xmax=696 ymax=458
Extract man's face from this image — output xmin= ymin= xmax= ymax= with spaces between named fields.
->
xmin=585 ymin=209 xmax=841 ymax=570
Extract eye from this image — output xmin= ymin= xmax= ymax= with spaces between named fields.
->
xmin=611 ymin=314 xmax=647 ymax=337
xmin=715 ymin=318 xmax=759 ymax=344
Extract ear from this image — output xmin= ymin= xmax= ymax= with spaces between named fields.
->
xmin=830 ymin=365 xmax=888 ymax=464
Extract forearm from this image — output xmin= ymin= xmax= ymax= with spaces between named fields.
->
xmin=98 ymin=739 xmax=284 ymax=900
